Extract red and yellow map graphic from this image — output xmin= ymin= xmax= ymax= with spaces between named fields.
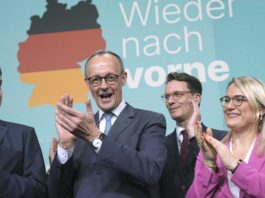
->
xmin=17 ymin=0 xmax=105 ymax=106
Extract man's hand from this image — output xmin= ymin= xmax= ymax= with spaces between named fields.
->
xmin=186 ymin=98 xmax=201 ymax=139
xmin=56 ymin=94 xmax=101 ymax=146
xmin=55 ymin=94 xmax=76 ymax=149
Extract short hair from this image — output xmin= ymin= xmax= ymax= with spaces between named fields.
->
xmin=165 ymin=72 xmax=202 ymax=95
xmin=84 ymin=50 xmax=124 ymax=78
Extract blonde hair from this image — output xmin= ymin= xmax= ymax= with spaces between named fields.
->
xmin=223 ymin=76 xmax=265 ymax=156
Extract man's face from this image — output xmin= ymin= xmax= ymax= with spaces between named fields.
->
xmin=86 ymin=54 xmax=127 ymax=112
xmin=164 ymin=80 xmax=200 ymax=124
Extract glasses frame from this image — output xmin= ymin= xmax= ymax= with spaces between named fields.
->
xmin=219 ymin=95 xmax=248 ymax=107
xmin=85 ymin=72 xmax=123 ymax=87
xmin=161 ymin=91 xmax=192 ymax=102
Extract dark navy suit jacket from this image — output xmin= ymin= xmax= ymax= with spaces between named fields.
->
xmin=48 ymin=104 xmax=167 ymax=198
xmin=0 ymin=119 xmax=47 ymax=198
xmin=159 ymin=124 xmax=227 ymax=198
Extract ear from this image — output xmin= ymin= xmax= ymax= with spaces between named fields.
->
xmin=121 ymin=71 xmax=127 ymax=86
xmin=194 ymin=94 xmax=201 ymax=103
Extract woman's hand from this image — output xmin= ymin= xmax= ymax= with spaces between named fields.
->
xmin=195 ymin=124 xmax=217 ymax=168
xmin=203 ymin=133 xmax=238 ymax=171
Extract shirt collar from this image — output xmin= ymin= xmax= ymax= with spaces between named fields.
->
xmin=98 ymin=100 xmax=126 ymax=121
xmin=176 ymin=126 xmax=185 ymax=137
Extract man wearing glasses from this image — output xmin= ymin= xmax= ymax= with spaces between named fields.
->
xmin=159 ymin=72 xmax=226 ymax=198
xmin=48 ymin=50 xmax=167 ymax=198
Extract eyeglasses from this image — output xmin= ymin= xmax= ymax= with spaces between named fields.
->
xmin=161 ymin=91 xmax=191 ymax=102
xmin=220 ymin=95 xmax=248 ymax=107
xmin=85 ymin=73 xmax=123 ymax=87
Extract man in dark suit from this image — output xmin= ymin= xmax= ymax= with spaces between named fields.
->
xmin=48 ymin=50 xmax=167 ymax=198
xmin=0 ymin=67 xmax=47 ymax=197
xmin=159 ymin=72 xmax=226 ymax=198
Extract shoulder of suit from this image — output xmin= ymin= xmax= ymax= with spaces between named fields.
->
xmin=124 ymin=103 xmax=165 ymax=123
xmin=132 ymin=106 xmax=164 ymax=117
xmin=0 ymin=119 xmax=35 ymax=132
xmin=166 ymin=131 xmax=176 ymax=138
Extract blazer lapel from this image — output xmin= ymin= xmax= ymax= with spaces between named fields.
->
xmin=247 ymin=135 xmax=265 ymax=171
xmin=94 ymin=111 xmax=100 ymax=127
xmin=167 ymin=132 xmax=181 ymax=174
xmin=167 ymin=131 xmax=180 ymax=164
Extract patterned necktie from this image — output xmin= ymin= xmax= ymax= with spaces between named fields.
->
xmin=104 ymin=112 xmax=113 ymax=135
xmin=180 ymin=130 xmax=189 ymax=167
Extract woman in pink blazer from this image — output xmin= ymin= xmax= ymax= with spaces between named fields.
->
xmin=187 ymin=76 xmax=265 ymax=198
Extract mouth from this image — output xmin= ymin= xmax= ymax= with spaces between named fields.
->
xmin=169 ymin=106 xmax=180 ymax=113
xmin=99 ymin=93 xmax=113 ymax=100
xmin=226 ymin=112 xmax=240 ymax=118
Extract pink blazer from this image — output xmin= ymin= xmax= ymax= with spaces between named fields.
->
xmin=187 ymin=137 xmax=265 ymax=198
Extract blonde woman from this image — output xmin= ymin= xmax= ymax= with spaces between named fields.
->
xmin=187 ymin=76 xmax=265 ymax=198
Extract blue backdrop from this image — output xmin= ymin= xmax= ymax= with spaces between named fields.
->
xmin=1 ymin=0 xmax=265 ymax=166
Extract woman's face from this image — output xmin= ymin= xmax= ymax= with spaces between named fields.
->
xmin=223 ymin=83 xmax=256 ymax=132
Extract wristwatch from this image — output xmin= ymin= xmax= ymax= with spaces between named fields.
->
xmin=92 ymin=133 xmax=106 ymax=150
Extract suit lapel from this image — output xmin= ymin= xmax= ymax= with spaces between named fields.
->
xmin=167 ymin=132 xmax=180 ymax=163
xmin=167 ymin=132 xmax=181 ymax=173
xmin=108 ymin=104 xmax=134 ymax=140
xmin=94 ymin=112 xmax=100 ymax=127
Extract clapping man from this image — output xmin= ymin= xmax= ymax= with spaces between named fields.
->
xmin=48 ymin=50 xmax=167 ymax=198
xmin=159 ymin=72 xmax=226 ymax=198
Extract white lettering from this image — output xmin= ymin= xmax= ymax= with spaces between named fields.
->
xmin=122 ymin=26 xmax=203 ymax=58
xmin=144 ymin=66 xmax=166 ymax=87
xmin=119 ymin=0 xmax=152 ymax=27
xmin=208 ymin=60 xmax=230 ymax=81
xmin=126 ymin=67 xmax=144 ymax=88
xmin=126 ymin=60 xmax=230 ymax=88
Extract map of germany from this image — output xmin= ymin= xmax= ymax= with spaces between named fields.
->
xmin=17 ymin=0 xmax=105 ymax=106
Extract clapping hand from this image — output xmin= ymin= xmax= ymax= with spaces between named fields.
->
xmin=202 ymin=133 xmax=238 ymax=171
xmin=186 ymin=98 xmax=201 ymax=139
xmin=55 ymin=94 xmax=77 ymax=149
xmin=56 ymin=94 xmax=101 ymax=149
xmin=195 ymin=124 xmax=217 ymax=168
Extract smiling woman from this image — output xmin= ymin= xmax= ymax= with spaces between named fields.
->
xmin=187 ymin=76 xmax=265 ymax=198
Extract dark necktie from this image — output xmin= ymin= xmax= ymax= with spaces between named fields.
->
xmin=180 ymin=130 xmax=189 ymax=167
xmin=104 ymin=112 xmax=113 ymax=135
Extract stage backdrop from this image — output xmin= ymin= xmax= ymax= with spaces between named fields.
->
xmin=1 ymin=0 xmax=265 ymax=166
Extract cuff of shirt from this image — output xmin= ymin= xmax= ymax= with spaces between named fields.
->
xmin=57 ymin=144 xmax=75 ymax=164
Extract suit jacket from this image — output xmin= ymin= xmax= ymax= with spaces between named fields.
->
xmin=159 ymin=124 xmax=226 ymax=198
xmin=0 ymin=120 xmax=47 ymax=198
xmin=48 ymin=104 xmax=167 ymax=198
xmin=187 ymin=135 xmax=265 ymax=198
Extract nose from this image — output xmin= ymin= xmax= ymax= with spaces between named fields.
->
xmin=224 ymin=100 xmax=236 ymax=109
xmin=166 ymin=95 xmax=175 ymax=105
xmin=99 ymin=78 xmax=109 ymax=89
